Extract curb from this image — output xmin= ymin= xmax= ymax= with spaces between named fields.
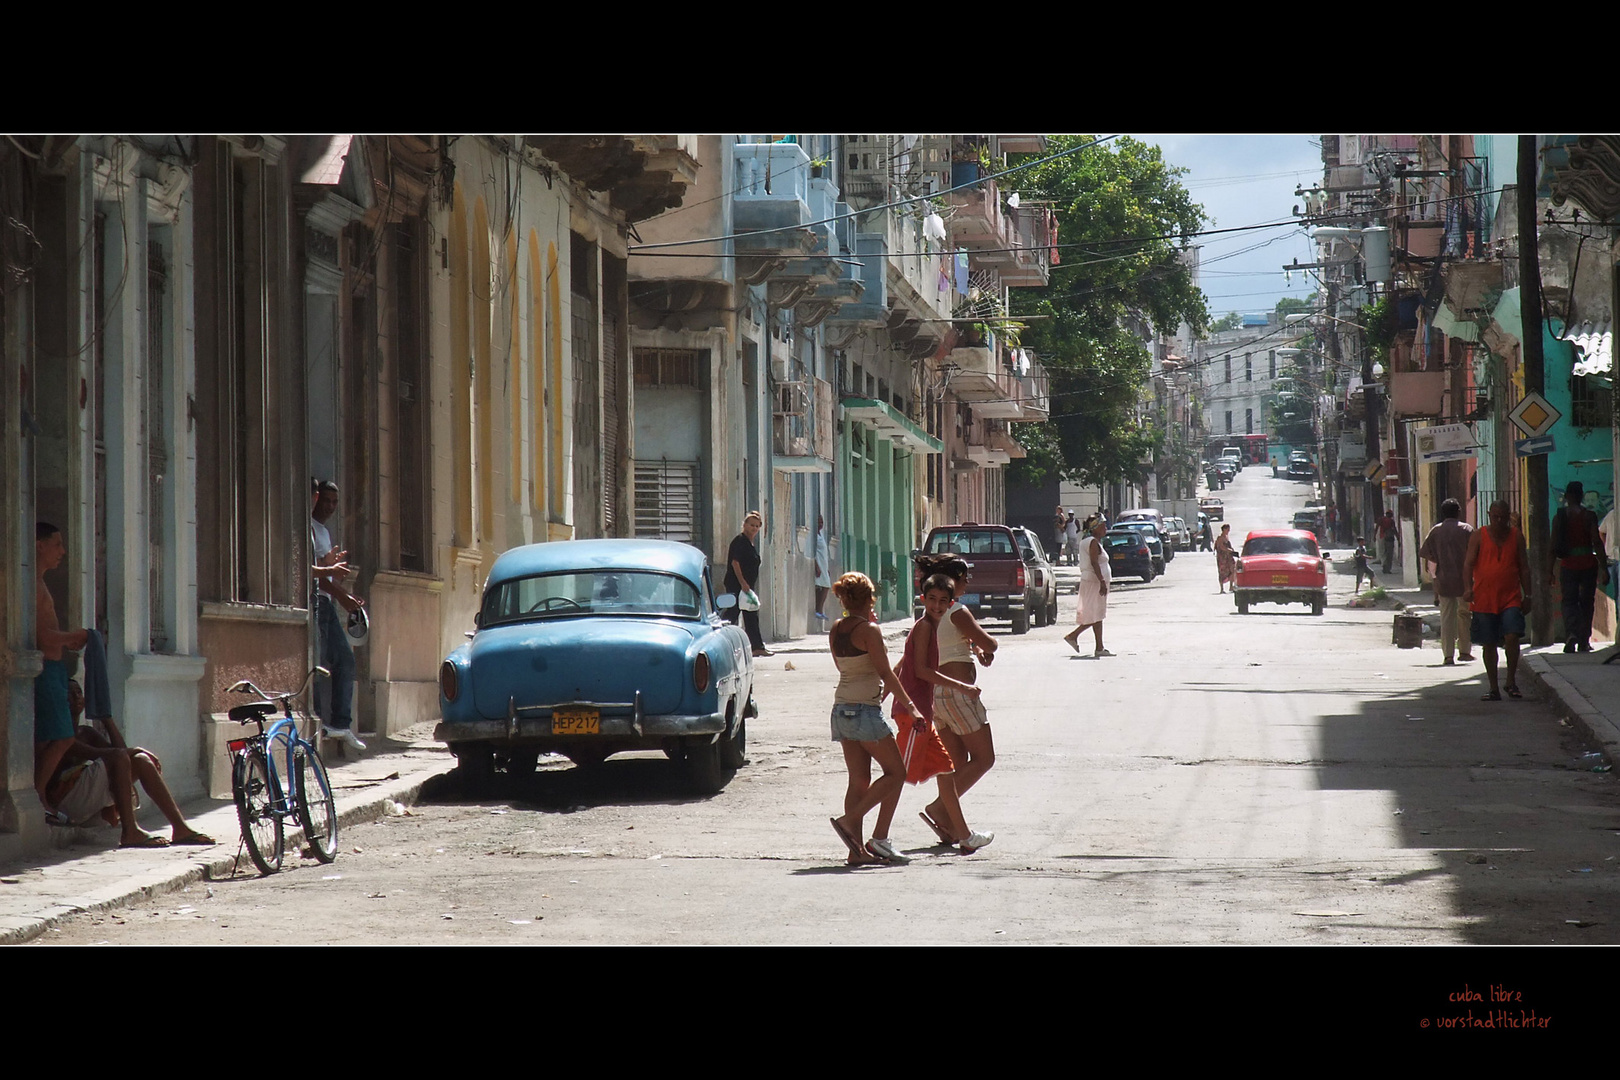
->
xmin=1521 ymin=652 xmax=1620 ymax=757
xmin=0 ymin=763 xmax=451 ymax=946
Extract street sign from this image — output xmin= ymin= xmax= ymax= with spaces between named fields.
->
xmin=1515 ymin=434 xmax=1556 ymax=457
xmin=1508 ymin=391 xmax=1561 ymax=439
xmin=1396 ymin=485 xmax=1417 ymax=494
xmin=1365 ymin=460 xmax=1385 ymax=483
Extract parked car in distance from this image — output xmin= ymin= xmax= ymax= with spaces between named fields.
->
xmin=1232 ymin=529 xmax=1329 ymax=616
xmin=1166 ymin=516 xmax=1192 ymax=551
xmin=1291 ymin=508 xmax=1325 ymax=540
xmin=1113 ymin=520 xmax=1167 ymax=575
xmin=915 ymin=523 xmax=1035 ymax=634
xmin=1199 ymin=497 xmax=1224 ymax=521
xmin=436 ymin=539 xmax=755 ymax=793
xmin=1103 ymin=528 xmax=1156 ymax=582
xmin=1215 ymin=461 xmax=1237 ymax=483
xmin=1219 ymin=447 xmax=1244 ymax=472
xmin=1010 ymin=525 xmax=1060 ymax=627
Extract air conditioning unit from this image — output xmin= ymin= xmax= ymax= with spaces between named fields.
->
xmin=775 ymin=381 xmax=810 ymax=417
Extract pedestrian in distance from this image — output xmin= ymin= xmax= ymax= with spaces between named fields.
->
xmin=827 ymin=571 xmax=924 ymax=866
xmin=311 ymin=479 xmax=366 ymax=751
xmin=1054 ymin=505 xmax=1068 ymax=560
xmin=894 ymin=558 xmax=992 ymax=853
xmin=1064 ymin=514 xmax=1113 ymax=657
xmin=1377 ymin=509 xmax=1398 ymax=574
xmin=1352 ymin=536 xmax=1376 ymax=593
xmin=920 ymin=555 xmax=998 ymax=852
xmin=1215 ymin=523 xmax=1238 ymax=593
xmin=1063 ymin=511 xmax=1082 ymax=567
xmin=1549 ymin=480 xmax=1610 ymax=653
xmin=809 ymin=514 xmax=833 ymax=624
xmin=724 ymin=510 xmax=772 ymax=657
xmin=1420 ymin=498 xmax=1474 ymax=665
xmin=1464 ymin=500 xmax=1534 ymax=701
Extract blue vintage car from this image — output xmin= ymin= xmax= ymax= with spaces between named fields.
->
xmin=436 ymin=539 xmax=756 ymax=792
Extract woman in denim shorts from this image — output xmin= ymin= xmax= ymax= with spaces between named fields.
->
xmin=828 ymin=572 xmax=923 ymax=865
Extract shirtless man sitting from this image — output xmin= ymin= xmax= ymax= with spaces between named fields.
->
xmin=34 ymin=522 xmax=212 ymax=847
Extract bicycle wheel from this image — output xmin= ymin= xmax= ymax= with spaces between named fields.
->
xmin=233 ymin=750 xmax=284 ymax=875
xmin=295 ymin=746 xmax=339 ymax=863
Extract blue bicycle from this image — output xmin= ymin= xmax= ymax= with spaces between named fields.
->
xmin=227 ymin=668 xmax=338 ymax=875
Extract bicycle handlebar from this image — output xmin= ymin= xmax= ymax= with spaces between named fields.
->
xmin=227 ymin=666 xmax=330 ymax=709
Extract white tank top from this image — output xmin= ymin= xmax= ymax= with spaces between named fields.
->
xmin=936 ymin=601 xmax=975 ymax=666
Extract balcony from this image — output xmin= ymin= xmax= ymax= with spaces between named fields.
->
xmin=526 ymin=135 xmax=699 ymax=223
xmin=772 ymin=376 xmax=835 ymax=473
xmin=947 ymin=334 xmax=1049 ymax=421
xmin=841 ymin=396 xmax=943 ymax=454
xmin=1001 ymin=202 xmax=1056 ymax=288
xmin=733 ymin=142 xmax=818 ymax=283
xmin=823 ymin=232 xmax=889 ymax=343
xmin=945 ymin=168 xmax=1009 ymax=253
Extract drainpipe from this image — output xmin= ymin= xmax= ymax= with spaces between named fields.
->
xmin=1518 ymin=135 xmax=1552 ymax=646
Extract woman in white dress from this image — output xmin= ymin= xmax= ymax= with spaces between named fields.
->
xmin=1064 ymin=514 xmax=1113 ymax=657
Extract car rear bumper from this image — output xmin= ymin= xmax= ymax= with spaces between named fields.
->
xmin=1235 ymin=586 xmax=1326 ymax=604
xmin=436 ymin=704 xmax=727 ymax=748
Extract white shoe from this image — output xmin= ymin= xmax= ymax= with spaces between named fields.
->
xmin=323 ymin=726 xmax=366 ymax=751
xmin=1093 ymin=648 xmax=1115 ymax=657
xmin=959 ymin=831 xmax=994 ymax=853
xmin=865 ymin=837 xmax=909 ymax=864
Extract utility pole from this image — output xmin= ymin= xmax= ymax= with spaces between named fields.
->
xmin=1518 ymin=135 xmax=1552 ymax=646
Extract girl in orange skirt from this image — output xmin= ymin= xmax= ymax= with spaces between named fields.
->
xmin=893 ymin=561 xmax=993 ymax=852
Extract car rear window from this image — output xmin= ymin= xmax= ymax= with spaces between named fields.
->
xmin=927 ymin=529 xmax=1013 ymax=555
xmin=482 ymin=570 xmax=701 ymax=626
xmin=1104 ymin=533 xmax=1141 ymax=551
xmin=1242 ymin=536 xmax=1319 ymax=557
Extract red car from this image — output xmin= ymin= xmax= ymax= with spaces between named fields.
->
xmin=1233 ymin=529 xmax=1328 ymax=616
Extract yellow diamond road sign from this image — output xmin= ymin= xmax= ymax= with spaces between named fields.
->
xmin=1508 ymin=391 xmax=1561 ymax=439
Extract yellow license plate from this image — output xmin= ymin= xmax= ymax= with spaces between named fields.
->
xmin=552 ymin=708 xmax=600 ymax=735
xmin=1272 ymin=574 xmax=1291 ymax=585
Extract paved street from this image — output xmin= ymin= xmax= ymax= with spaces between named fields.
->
xmin=30 ymin=469 xmax=1620 ymax=946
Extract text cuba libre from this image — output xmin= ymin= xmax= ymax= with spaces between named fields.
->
xmin=1448 ymin=984 xmax=1520 ymax=1003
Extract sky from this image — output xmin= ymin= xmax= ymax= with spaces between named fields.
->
xmin=1130 ymin=133 xmax=1324 ymax=319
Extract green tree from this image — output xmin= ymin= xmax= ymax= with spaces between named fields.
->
xmin=1007 ymin=136 xmax=1210 ymax=489
xmin=1211 ymin=311 xmax=1245 ymax=332
xmin=1273 ymin=295 xmax=1312 ymax=319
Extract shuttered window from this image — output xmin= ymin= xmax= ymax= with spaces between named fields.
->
xmin=634 ymin=460 xmax=701 ymax=546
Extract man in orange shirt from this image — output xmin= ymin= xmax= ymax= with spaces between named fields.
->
xmin=1462 ymin=501 xmax=1534 ymax=701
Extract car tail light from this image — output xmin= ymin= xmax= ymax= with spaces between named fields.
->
xmin=694 ymin=653 xmax=711 ymax=694
xmin=1015 ymin=563 xmax=1026 ymax=589
xmin=440 ymin=661 xmax=459 ymax=702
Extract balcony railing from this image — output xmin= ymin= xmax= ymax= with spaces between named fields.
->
xmin=1001 ymin=202 xmax=1055 ymax=287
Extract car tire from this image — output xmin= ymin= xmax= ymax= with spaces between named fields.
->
xmin=1142 ymin=572 xmax=1154 ymax=583
xmin=1236 ymin=594 xmax=1250 ymax=615
xmin=565 ymin=746 xmax=611 ymax=770
xmin=1047 ymin=597 xmax=1058 ymax=625
xmin=682 ymin=734 xmax=729 ymax=794
xmin=454 ymin=744 xmax=496 ymax=794
xmin=501 ymin=749 xmax=540 ymax=776
xmin=721 ymin=714 xmax=747 ymax=770
xmin=1311 ymin=597 xmax=1324 ymax=616
xmin=1012 ymin=608 xmax=1030 ymax=635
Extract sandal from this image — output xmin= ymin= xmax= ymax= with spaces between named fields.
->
xmin=918 ymin=810 xmax=954 ymax=845
xmin=1481 ymin=691 xmax=1502 ymax=702
xmin=830 ymin=817 xmax=863 ymax=859
xmin=1504 ymin=685 xmax=1522 ymax=699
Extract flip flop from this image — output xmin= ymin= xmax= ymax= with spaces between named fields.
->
xmin=44 ymin=808 xmax=71 ymax=827
xmin=919 ymin=810 xmax=954 ymax=845
xmin=1504 ymin=685 xmax=1522 ymax=699
xmin=171 ymin=832 xmax=216 ymax=846
xmin=829 ymin=817 xmax=863 ymax=859
xmin=119 ymin=833 xmax=170 ymax=849
xmin=1481 ymin=691 xmax=1502 ymax=702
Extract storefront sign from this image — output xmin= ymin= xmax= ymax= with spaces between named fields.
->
xmin=1414 ymin=422 xmax=1479 ymax=464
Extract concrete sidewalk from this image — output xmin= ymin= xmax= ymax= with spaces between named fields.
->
xmin=1384 ymin=582 xmax=1620 ymax=761
xmin=0 ymin=724 xmax=453 ymax=945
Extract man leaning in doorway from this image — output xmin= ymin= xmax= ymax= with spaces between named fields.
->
xmin=312 ymin=479 xmax=366 ymax=751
